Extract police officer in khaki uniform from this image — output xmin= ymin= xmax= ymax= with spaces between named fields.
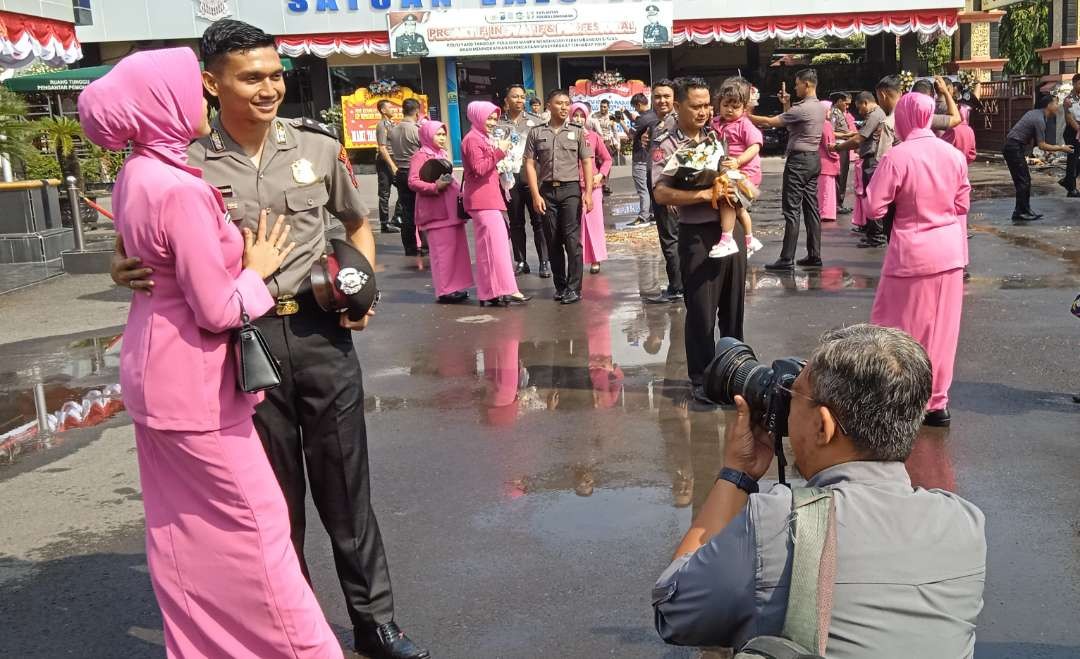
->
xmin=375 ymin=99 xmax=402 ymax=234
xmin=498 ymin=83 xmax=548 ymax=277
xmin=524 ymin=89 xmax=594 ymax=305
xmin=111 ymin=20 xmax=428 ymax=659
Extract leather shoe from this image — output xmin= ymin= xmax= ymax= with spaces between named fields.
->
xmin=923 ymin=408 xmax=951 ymax=428
xmin=764 ymin=260 xmax=794 ymax=272
xmin=560 ymin=290 xmax=581 ymax=305
xmin=837 ymin=206 xmax=853 ymax=215
xmin=538 ymin=261 xmax=552 ymax=278
xmin=553 ymin=289 xmax=565 ymax=301
xmin=1073 ymin=393 xmax=1080 ymax=404
xmin=796 ymin=257 xmax=823 ymax=268
xmin=857 ymin=237 xmax=886 ymax=248
xmin=354 ymin=622 xmax=429 ymax=659
xmin=381 ymin=224 xmax=401 ymax=234
xmin=514 ymin=261 xmax=526 ymax=275
xmin=1069 ymin=191 xmax=1080 ymax=198
xmin=1011 ymin=212 xmax=1042 ymax=223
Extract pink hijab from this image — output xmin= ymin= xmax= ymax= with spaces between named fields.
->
xmin=419 ymin=120 xmax=449 ymax=159
xmin=895 ymin=92 xmax=935 ymax=142
xmin=466 ymin=101 xmax=500 ymax=137
xmin=569 ymin=102 xmax=601 ymax=134
xmin=79 ymin=47 xmax=204 ymax=172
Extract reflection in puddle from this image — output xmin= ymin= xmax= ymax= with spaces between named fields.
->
xmin=748 ymin=266 xmax=878 ymax=292
xmin=0 ymin=332 xmax=124 ymax=464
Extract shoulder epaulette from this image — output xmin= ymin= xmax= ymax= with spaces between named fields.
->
xmin=292 ymin=117 xmax=338 ymax=140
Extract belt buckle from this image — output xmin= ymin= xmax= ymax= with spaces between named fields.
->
xmin=275 ymin=295 xmax=300 ymax=316
xmin=551 ymin=181 xmax=562 ymax=188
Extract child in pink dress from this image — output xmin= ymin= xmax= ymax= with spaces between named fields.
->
xmin=710 ymin=77 xmax=765 ymax=258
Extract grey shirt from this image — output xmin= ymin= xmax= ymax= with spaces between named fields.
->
xmin=859 ymin=106 xmax=888 ymax=161
xmin=653 ymin=461 xmax=986 ymax=658
xmin=650 ymin=122 xmax=718 ymax=225
xmin=1007 ymin=109 xmax=1048 ymax=146
xmin=190 ymin=117 xmax=369 ymax=299
xmin=523 ymin=122 xmax=591 ymax=183
xmin=779 ymin=97 xmax=825 ymax=154
xmin=375 ymin=117 xmax=393 ymax=151
xmin=389 ymin=119 xmax=421 ymax=168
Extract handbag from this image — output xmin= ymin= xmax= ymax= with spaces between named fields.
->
xmin=234 ymin=296 xmax=281 ymax=393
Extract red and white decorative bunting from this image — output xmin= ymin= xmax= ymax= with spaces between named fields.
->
xmin=0 ymin=11 xmax=82 ymax=68
xmin=673 ymin=10 xmax=959 ymax=45
xmin=276 ymin=33 xmax=390 ymax=59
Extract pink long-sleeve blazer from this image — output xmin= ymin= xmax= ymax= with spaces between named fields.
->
xmin=865 ymin=129 xmax=971 ymax=277
xmin=578 ymin=130 xmax=610 ymax=185
xmin=115 ymin=155 xmax=274 ymax=432
xmin=819 ymin=121 xmax=841 ymax=177
xmin=461 ymin=130 xmax=507 ymax=212
xmin=408 ymin=149 xmax=464 ymax=231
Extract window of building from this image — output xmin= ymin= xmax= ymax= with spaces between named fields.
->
xmin=72 ymin=0 xmax=93 ymax=26
xmin=329 ymin=63 xmax=423 ymax=102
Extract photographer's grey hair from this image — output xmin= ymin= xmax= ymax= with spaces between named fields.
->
xmin=808 ymin=325 xmax=932 ymax=461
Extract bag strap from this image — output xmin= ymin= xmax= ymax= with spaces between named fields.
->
xmin=781 ymin=486 xmax=837 ymax=656
xmin=236 ymin=293 xmax=250 ymax=326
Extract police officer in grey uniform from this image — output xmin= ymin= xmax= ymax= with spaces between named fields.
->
xmin=111 ymin=20 xmax=428 ymax=659
xmin=524 ymin=89 xmax=595 ymax=305
xmin=498 ymin=83 xmax=549 ymax=277
xmin=375 ymin=100 xmax=402 ymax=233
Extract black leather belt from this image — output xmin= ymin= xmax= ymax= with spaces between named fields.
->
xmin=542 ymin=181 xmax=579 ymax=188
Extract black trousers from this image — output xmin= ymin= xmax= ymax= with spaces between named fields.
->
xmin=837 ymin=150 xmax=850 ymax=207
xmin=375 ymin=158 xmax=394 ymax=227
xmin=778 ymin=151 xmax=822 ymax=263
xmin=679 ymin=221 xmax=747 ymax=384
xmin=1003 ymin=140 xmax=1031 ymax=215
xmin=393 ymin=168 xmax=422 ymax=252
xmin=540 ymin=181 xmax=583 ymax=294
xmin=654 ymin=202 xmax=682 ymax=293
xmin=1064 ymin=127 xmax=1078 ymax=192
xmin=254 ymin=304 xmax=394 ymax=630
xmin=508 ymin=173 xmax=548 ymax=265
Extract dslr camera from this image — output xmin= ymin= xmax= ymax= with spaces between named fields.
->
xmin=703 ymin=338 xmax=805 ymax=483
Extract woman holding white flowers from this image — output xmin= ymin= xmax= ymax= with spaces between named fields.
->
xmin=462 ymin=100 xmax=531 ymax=307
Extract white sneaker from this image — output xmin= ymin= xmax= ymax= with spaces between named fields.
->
xmin=745 ymin=235 xmax=764 ymax=256
xmin=708 ymin=235 xmax=740 ymax=259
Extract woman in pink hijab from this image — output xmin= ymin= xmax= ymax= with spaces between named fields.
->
xmin=570 ymin=103 xmax=611 ymax=274
xmin=409 ymin=120 xmax=474 ymax=303
xmin=79 ymin=48 xmax=343 ymax=658
xmin=866 ymin=92 xmax=971 ymax=428
xmin=462 ymin=100 xmax=531 ymax=306
xmin=817 ymin=100 xmax=842 ymax=222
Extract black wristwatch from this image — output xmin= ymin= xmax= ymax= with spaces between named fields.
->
xmin=716 ymin=467 xmax=759 ymax=495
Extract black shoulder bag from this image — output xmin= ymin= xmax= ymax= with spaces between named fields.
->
xmin=234 ymin=296 xmax=281 ymax=393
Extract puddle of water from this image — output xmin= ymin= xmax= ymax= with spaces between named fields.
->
xmin=748 ymin=266 xmax=879 ymax=291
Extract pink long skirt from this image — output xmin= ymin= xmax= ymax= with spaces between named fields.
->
xmin=426 ymin=223 xmax=475 ymax=298
xmin=472 ymin=209 xmax=518 ymax=300
xmin=870 ymin=268 xmax=964 ymax=411
xmin=852 ymin=167 xmax=866 ymax=227
xmin=135 ymin=420 xmax=343 ymax=659
xmin=818 ymin=173 xmax=837 ymax=221
xmin=581 ymin=187 xmax=607 ymax=264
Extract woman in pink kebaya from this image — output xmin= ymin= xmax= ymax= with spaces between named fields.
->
xmin=79 ymin=47 xmax=343 ymax=658
xmin=409 ymin=120 xmax=475 ymax=303
xmin=865 ymin=92 xmax=971 ymax=428
xmin=817 ymin=100 xmax=842 ymax=222
xmin=570 ymin=102 xmax=612 ymax=274
xmin=461 ymin=100 xmax=531 ymax=307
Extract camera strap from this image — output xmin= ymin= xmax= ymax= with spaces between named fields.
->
xmin=780 ymin=487 xmax=837 ymax=656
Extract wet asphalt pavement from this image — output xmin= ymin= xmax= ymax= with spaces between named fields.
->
xmin=1 ymin=162 xmax=1079 ymax=658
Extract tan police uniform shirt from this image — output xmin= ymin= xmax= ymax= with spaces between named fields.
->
xmin=375 ymin=117 xmax=394 ymax=161
xmin=523 ymin=121 xmax=591 ymax=183
xmin=189 ymin=116 xmax=369 ymax=300
xmin=650 ymin=121 xmax=718 ymax=225
xmin=388 ymin=119 xmax=421 ymax=169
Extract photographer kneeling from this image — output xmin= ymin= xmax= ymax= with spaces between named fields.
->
xmin=652 ymin=324 xmax=986 ymax=658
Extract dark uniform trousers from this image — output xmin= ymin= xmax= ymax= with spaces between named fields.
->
xmin=679 ymin=221 xmax=746 ymax=385
xmin=509 ymin=173 xmax=548 ymax=265
xmin=1064 ymin=126 xmax=1079 ymax=192
xmin=779 ymin=151 xmax=822 ymax=263
xmin=654 ymin=203 xmax=682 ymax=293
xmin=375 ymin=158 xmax=396 ymax=227
xmin=253 ymin=298 xmax=394 ymax=630
xmin=837 ymin=150 xmax=850 ymax=208
xmin=540 ymin=181 xmax=584 ymax=294
xmin=1003 ymin=139 xmax=1031 ymax=215
xmin=393 ymin=168 xmax=423 ymax=253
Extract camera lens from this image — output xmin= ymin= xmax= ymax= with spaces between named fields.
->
xmin=703 ymin=338 xmax=772 ymax=406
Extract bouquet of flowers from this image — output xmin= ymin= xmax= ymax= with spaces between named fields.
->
xmin=368 ymin=79 xmax=401 ymax=96
xmin=661 ymin=135 xmax=725 ymax=189
xmin=898 ymin=70 xmax=916 ymax=94
xmin=1053 ymin=81 xmax=1073 ymax=103
xmin=956 ymin=70 xmax=979 ymax=101
xmin=493 ymin=125 xmax=524 ymax=192
xmin=711 ymin=169 xmax=759 ymax=210
xmin=593 ymin=70 xmax=625 ymax=88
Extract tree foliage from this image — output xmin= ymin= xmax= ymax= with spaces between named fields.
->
xmin=1000 ymin=0 xmax=1050 ymax=75
xmin=0 ymin=87 xmax=35 ymax=165
xmin=916 ymin=36 xmax=953 ymax=75
xmin=34 ymin=116 xmax=85 ymax=185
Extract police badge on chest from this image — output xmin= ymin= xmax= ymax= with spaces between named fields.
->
xmin=291 ymin=159 xmax=318 ymax=185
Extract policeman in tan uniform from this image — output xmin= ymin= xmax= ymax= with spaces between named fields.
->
xmin=112 ymin=20 xmax=428 ymax=659
xmin=524 ymin=89 xmax=594 ymax=305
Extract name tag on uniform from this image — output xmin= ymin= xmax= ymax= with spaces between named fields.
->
xmin=566 ymin=132 xmax=576 ymax=140
xmin=291 ymin=159 xmax=318 ymax=185
xmin=527 ymin=120 xmax=536 ymax=127
xmin=226 ymin=201 xmax=239 ymax=210
xmin=217 ymin=185 xmax=234 ymax=197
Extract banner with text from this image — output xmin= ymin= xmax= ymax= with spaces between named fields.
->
xmin=341 ymin=86 xmax=429 ymax=149
xmin=387 ymin=3 xmax=674 ymax=59
xmin=569 ymin=79 xmax=651 ymax=114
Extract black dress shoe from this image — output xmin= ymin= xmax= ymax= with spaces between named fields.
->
xmin=1011 ymin=212 xmax=1042 ymax=223
xmin=514 ymin=261 xmax=526 ymax=275
xmin=796 ymin=257 xmax=823 ymax=268
xmin=354 ymin=622 xmax=430 ymax=659
xmin=1059 ymin=177 xmax=1071 ymax=191
xmin=437 ymin=294 xmax=465 ymax=304
xmin=521 ymin=262 xmax=532 ymax=274
xmin=553 ymin=289 xmax=565 ymax=301
xmin=538 ymin=261 xmax=552 ymax=278
xmin=1069 ymin=191 xmax=1080 ymax=198
xmin=1073 ymin=393 xmax=1080 ymax=404
xmin=838 ymin=206 xmax=853 ymax=215
xmin=764 ymin=260 xmax=795 ymax=272
xmin=667 ymin=289 xmax=684 ymax=302
xmin=404 ymin=248 xmax=420 ymax=256
xmin=381 ymin=224 xmax=401 ymax=234
xmin=480 ymin=297 xmax=509 ymax=307
xmin=851 ymin=225 xmax=866 ymax=234
xmin=923 ymin=408 xmax=951 ymax=428
xmin=857 ymin=237 xmax=886 ymax=248
xmin=560 ymin=290 xmax=582 ymax=305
